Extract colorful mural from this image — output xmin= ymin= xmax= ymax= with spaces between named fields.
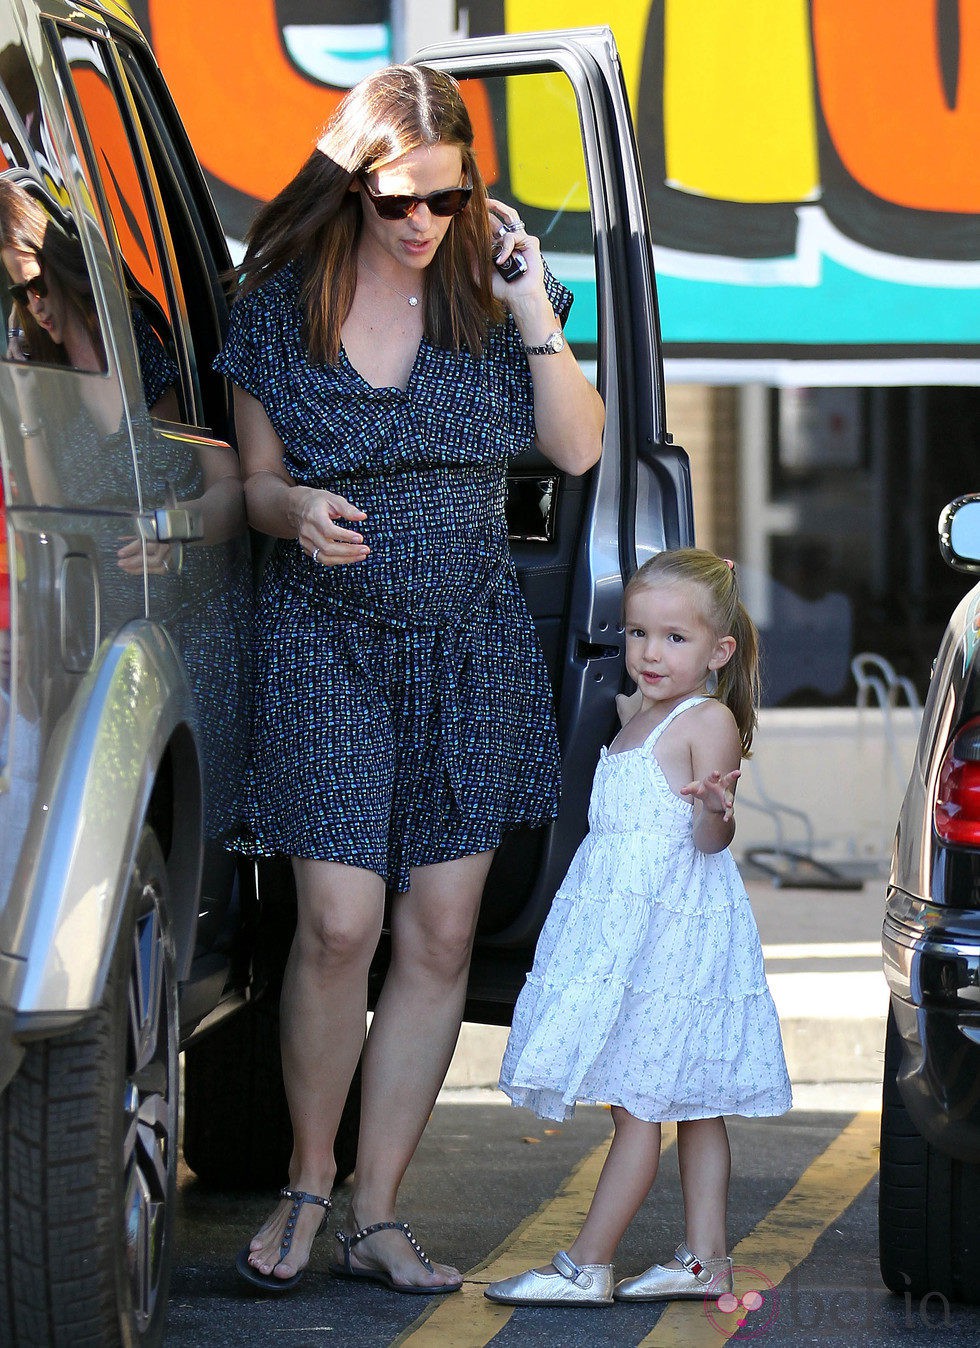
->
xmin=131 ymin=0 xmax=980 ymax=383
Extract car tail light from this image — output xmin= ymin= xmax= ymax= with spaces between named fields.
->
xmin=935 ymin=717 xmax=980 ymax=845
xmin=0 ymin=492 xmax=9 ymax=634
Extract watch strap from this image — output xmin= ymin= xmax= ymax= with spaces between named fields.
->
xmin=523 ymin=328 xmax=564 ymax=355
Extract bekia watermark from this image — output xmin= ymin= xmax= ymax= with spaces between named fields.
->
xmin=698 ymin=1262 xmax=953 ymax=1337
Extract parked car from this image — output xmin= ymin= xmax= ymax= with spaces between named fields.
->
xmin=880 ymin=493 xmax=980 ymax=1304
xmin=0 ymin=8 xmax=690 ymax=1346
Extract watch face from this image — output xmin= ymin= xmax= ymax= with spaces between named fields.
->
xmin=548 ymin=332 xmax=565 ymax=352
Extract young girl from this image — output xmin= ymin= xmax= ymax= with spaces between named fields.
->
xmin=487 ymin=548 xmax=791 ymax=1308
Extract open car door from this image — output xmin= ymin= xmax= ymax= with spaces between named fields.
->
xmin=412 ymin=28 xmax=694 ymax=1015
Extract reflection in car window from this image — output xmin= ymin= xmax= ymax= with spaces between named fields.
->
xmin=0 ymin=34 xmax=52 ymax=176
xmin=58 ymin=32 xmax=183 ymax=420
xmin=0 ymin=172 xmax=107 ymax=373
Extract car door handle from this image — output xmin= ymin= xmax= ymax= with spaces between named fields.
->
xmin=576 ymin=640 xmax=621 ymax=661
xmin=147 ymin=507 xmax=204 ymax=542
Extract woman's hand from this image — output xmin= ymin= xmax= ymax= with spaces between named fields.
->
xmin=296 ymin=487 xmax=369 ymax=567
xmin=7 ymin=326 xmax=29 ymax=362
xmin=486 ymin=198 xmax=543 ymax=304
xmin=116 ymin=535 xmax=174 ymax=575
xmin=681 ymin=768 xmax=741 ymax=823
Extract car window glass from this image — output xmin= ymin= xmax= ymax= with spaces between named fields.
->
xmin=57 ymin=30 xmax=183 ymax=420
xmin=114 ymin=40 xmax=232 ymax=440
xmin=458 ymin=69 xmax=596 ymax=549
xmin=469 ymin=69 xmax=597 ymax=363
xmin=0 ymin=28 xmax=55 ymax=176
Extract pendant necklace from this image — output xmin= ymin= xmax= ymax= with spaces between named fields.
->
xmin=359 ymin=259 xmax=420 ymax=307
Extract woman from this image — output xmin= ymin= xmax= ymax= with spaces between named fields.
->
xmin=218 ymin=63 xmax=604 ymax=1295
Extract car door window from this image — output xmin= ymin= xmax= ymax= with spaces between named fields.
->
xmin=453 ymin=67 xmax=599 ymax=698
xmin=57 ymin=30 xmax=184 ymax=423
xmin=0 ymin=54 xmax=130 ymax=513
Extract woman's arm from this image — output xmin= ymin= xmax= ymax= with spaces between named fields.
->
xmin=234 ymin=387 xmax=369 ymax=565
xmin=512 ymin=287 xmax=605 ymax=475
xmin=488 ymin=200 xmax=604 ymax=476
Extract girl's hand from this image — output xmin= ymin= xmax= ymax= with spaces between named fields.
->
xmin=297 ymin=488 xmax=369 ymax=568
xmin=486 ymin=198 xmax=543 ymax=304
xmin=681 ymin=768 xmax=741 ymax=823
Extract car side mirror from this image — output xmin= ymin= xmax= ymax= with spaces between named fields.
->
xmin=939 ymin=495 xmax=980 ymax=572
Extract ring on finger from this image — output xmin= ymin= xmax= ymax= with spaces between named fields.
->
xmin=312 ymin=546 xmax=320 ymax=564
xmin=503 ymin=218 xmax=524 ymax=233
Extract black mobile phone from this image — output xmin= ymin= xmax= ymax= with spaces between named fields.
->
xmin=492 ymin=235 xmax=528 ymax=283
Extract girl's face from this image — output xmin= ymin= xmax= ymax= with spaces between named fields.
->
xmin=624 ymin=580 xmax=736 ymax=712
xmin=355 ymin=141 xmax=466 ymax=274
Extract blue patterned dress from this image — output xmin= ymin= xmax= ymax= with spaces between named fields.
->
xmin=214 ymin=261 xmax=569 ymax=891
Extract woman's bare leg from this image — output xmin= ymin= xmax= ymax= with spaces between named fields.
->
xmin=343 ymin=850 xmax=494 ymax=1289
xmin=245 ymin=859 xmax=385 ymax=1281
xmin=674 ymin=1117 xmax=731 ymax=1261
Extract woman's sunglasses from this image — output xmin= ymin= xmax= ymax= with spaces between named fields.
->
xmin=8 ymin=260 xmax=47 ymax=307
xmin=360 ymin=176 xmax=472 ymax=221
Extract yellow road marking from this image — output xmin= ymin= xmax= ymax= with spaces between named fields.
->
xmin=396 ymin=1111 xmax=878 ymax=1347
xmin=638 ymin=1111 xmax=880 ymax=1346
xmin=395 ymin=1121 xmax=677 ymax=1345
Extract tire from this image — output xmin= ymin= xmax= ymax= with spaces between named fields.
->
xmin=879 ymin=1003 xmax=980 ymax=1303
xmin=0 ymin=826 xmax=178 ymax=1347
xmin=182 ymin=997 xmax=360 ymax=1190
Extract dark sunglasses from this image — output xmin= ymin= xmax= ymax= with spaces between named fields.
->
xmin=360 ymin=176 xmax=472 ymax=221
xmin=8 ymin=259 xmax=47 ymax=307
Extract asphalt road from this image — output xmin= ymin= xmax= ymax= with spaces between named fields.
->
xmin=163 ymin=1087 xmax=980 ymax=1347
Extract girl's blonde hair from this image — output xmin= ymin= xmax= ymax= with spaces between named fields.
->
xmin=232 ymin=64 xmax=502 ymax=364
xmin=624 ymin=548 xmax=761 ymax=757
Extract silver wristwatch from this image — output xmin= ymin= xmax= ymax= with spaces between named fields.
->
xmin=523 ymin=329 xmax=565 ymax=356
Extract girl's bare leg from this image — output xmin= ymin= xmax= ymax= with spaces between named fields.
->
xmin=674 ymin=1116 xmax=731 ymax=1261
xmin=344 ymin=850 xmax=494 ymax=1290
xmin=245 ymin=859 xmax=385 ymax=1281
xmin=558 ymin=1107 xmax=662 ymax=1267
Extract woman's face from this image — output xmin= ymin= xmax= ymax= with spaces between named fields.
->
xmin=356 ymin=142 xmax=466 ymax=273
xmin=2 ymin=244 xmax=67 ymax=346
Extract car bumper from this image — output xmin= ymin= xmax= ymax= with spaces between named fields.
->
xmin=884 ymin=888 xmax=980 ymax=1162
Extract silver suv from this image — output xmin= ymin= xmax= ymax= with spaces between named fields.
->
xmin=0 ymin=2 xmax=253 ymax=1343
xmin=0 ymin=9 xmax=690 ymax=1346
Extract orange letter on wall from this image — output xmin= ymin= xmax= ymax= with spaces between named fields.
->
xmin=148 ymin=0 xmax=497 ymax=203
xmin=813 ymin=0 xmax=980 ymax=212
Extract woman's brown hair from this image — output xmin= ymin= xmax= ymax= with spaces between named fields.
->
xmin=0 ymin=175 xmax=104 ymax=368
xmin=624 ymin=548 xmax=761 ymax=757
xmin=233 ymin=64 xmax=502 ymax=364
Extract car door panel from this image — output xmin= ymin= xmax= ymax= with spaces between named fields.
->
xmin=412 ymin=29 xmax=693 ymax=978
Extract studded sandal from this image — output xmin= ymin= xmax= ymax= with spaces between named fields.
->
xmin=235 ymin=1186 xmax=332 ymax=1292
xmin=329 ymin=1219 xmax=462 ymax=1295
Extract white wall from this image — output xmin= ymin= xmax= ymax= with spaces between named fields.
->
xmin=735 ymin=706 xmax=921 ymax=874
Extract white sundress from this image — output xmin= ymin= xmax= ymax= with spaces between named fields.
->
xmin=499 ymin=696 xmax=793 ymax=1123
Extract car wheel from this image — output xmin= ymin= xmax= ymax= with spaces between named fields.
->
xmin=879 ymin=1003 xmax=980 ymax=1303
xmin=0 ymin=825 xmax=178 ymax=1347
xmin=182 ymin=997 xmax=361 ymax=1189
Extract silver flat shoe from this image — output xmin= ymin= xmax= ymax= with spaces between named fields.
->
xmin=614 ymin=1241 xmax=733 ymax=1302
xmin=485 ymin=1249 xmax=614 ymax=1307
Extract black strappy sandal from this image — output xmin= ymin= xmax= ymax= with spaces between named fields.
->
xmin=328 ymin=1219 xmax=462 ymax=1295
xmin=235 ymin=1187 xmax=332 ymax=1292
